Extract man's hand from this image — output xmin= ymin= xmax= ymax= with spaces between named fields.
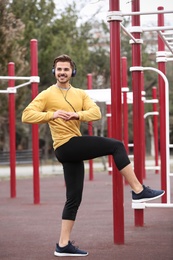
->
xmin=53 ymin=110 xmax=79 ymax=121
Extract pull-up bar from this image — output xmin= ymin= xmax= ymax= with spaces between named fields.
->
xmin=0 ymin=76 xmax=39 ymax=81
xmin=107 ymin=9 xmax=173 ymax=23
xmin=0 ymin=76 xmax=40 ymax=93
xmin=122 ymin=9 xmax=173 ymax=16
xmin=0 ymin=39 xmax=40 ymax=204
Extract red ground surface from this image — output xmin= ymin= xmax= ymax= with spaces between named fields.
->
xmin=0 ymin=170 xmax=173 ymax=260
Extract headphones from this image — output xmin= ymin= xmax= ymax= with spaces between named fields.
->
xmin=52 ymin=55 xmax=77 ymax=77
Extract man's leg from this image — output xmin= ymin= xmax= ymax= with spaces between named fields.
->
xmin=59 ymin=220 xmax=74 ymax=247
xmin=120 ymin=163 xmax=143 ymax=193
xmin=55 ymin=136 xmax=164 ymax=208
xmin=59 ymin=161 xmax=84 ymax=246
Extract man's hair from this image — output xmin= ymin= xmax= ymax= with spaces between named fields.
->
xmin=53 ymin=54 xmax=74 ymax=69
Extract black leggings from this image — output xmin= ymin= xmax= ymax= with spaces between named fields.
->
xmin=55 ymin=136 xmax=130 ymax=221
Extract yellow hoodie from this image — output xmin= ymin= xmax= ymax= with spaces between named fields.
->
xmin=22 ymin=84 xmax=101 ymax=149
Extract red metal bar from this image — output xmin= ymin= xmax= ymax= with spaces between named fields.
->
xmin=8 ymin=62 xmax=16 ymax=198
xmin=131 ymin=0 xmax=144 ymax=226
xmin=87 ymin=74 xmax=93 ymax=181
xmin=30 ymin=39 xmax=40 ymax=204
xmin=157 ymin=6 xmax=167 ymax=202
xmin=152 ymin=87 xmax=159 ymax=174
xmin=141 ymin=72 xmax=146 ymax=179
xmin=109 ymin=0 xmax=124 ymax=244
xmin=122 ymin=57 xmax=129 ymax=185
xmin=122 ymin=57 xmax=129 ymax=154
xmin=106 ymin=102 xmax=112 ymax=175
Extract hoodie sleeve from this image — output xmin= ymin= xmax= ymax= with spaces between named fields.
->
xmin=77 ymin=91 xmax=102 ymax=122
xmin=22 ymin=90 xmax=54 ymax=124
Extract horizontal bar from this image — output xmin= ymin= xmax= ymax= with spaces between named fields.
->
xmin=144 ymin=111 xmax=159 ymax=119
xmin=122 ymin=87 xmax=129 ymax=92
xmin=122 ymin=10 xmax=173 ymax=17
xmin=0 ymin=88 xmax=17 ymax=94
xmin=0 ymin=76 xmax=31 ymax=80
xmin=145 ymin=166 xmax=160 ymax=170
xmin=164 ymin=37 xmax=173 ymax=40
xmin=142 ymin=26 xmax=173 ymax=32
xmin=0 ymin=76 xmax=40 ymax=83
xmin=128 ymin=155 xmax=134 ymax=159
xmin=162 ymin=32 xmax=173 ymax=35
xmin=0 ymin=90 xmax=9 ymax=93
xmin=144 ymin=99 xmax=158 ymax=103
xmin=128 ymin=143 xmax=134 ymax=147
xmin=132 ymin=202 xmax=173 ymax=209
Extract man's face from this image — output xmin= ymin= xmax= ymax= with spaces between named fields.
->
xmin=55 ymin=61 xmax=72 ymax=84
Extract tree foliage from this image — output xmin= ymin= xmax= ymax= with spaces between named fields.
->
xmin=0 ymin=0 xmax=110 ymax=153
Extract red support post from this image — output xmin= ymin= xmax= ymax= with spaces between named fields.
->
xmin=141 ymin=72 xmax=146 ymax=179
xmin=152 ymin=87 xmax=159 ymax=174
xmin=8 ymin=62 xmax=16 ymax=198
xmin=122 ymin=57 xmax=129 ymax=185
xmin=106 ymin=102 xmax=112 ymax=175
xmin=87 ymin=74 xmax=94 ymax=181
xmin=30 ymin=39 xmax=40 ymax=204
xmin=157 ymin=7 xmax=167 ymax=202
xmin=122 ymin=57 xmax=129 ymax=154
xmin=131 ymin=0 xmax=144 ymax=226
xmin=109 ymin=0 xmax=124 ymax=244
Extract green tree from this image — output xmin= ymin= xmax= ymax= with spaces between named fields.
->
xmin=0 ymin=0 xmax=27 ymax=150
xmin=9 ymin=0 xmax=56 ymax=78
xmin=0 ymin=0 xmax=26 ymax=79
xmin=48 ymin=3 xmax=91 ymax=88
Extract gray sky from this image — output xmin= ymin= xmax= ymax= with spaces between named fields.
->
xmin=55 ymin=0 xmax=173 ymax=25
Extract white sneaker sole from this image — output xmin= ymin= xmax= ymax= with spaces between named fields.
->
xmin=54 ymin=251 xmax=89 ymax=257
xmin=132 ymin=191 xmax=165 ymax=203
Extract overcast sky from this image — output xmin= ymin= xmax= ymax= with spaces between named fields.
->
xmin=56 ymin=0 xmax=173 ymax=25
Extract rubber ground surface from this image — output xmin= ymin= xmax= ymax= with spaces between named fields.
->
xmin=0 ymin=168 xmax=173 ymax=260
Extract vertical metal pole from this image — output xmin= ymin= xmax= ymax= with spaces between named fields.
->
xmin=109 ymin=0 xmax=124 ymax=244
xmin=141 ymin=72 xmax=146 ymax=179
xmin=87 ymin=74 xmax=93 ymax=181
xmin=122 ymin=57 xmax=129 ymax=185
xmin=157 ymin=7 xmax=167 ymax=202
xmin=106 ymin=102 xmax=112 ymax=175
xmin=131 ymin=0 xmax=144 ymax=226
xmin=8 ymin=62 xmax=16 ymax=198
xmin=152 ymin=87 xmax=159 ymax=174
xmin=122 ymin=57 xmax=129 ymax=154
xmin=30 ymin=39 xmax=40 ymax=204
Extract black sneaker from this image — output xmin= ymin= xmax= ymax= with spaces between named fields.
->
xmin=132 ymin=185 xmax=165 ymax=203
xmin=54 ymin=241 xmax=88 ymax=257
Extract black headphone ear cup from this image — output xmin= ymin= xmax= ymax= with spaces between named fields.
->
xmin=71 ymin=62 xmax=77 ymax=77
xmin=71 ymin=69 xmax=76 ymax=77
xmin=52 ymin=67 xmax=55 ymax=76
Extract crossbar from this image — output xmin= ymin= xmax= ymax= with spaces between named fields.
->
xmin=0 ymin=76 xmax=39 ymax=82
xmin=0 ymin=76 xmax=40 ymax=93
xmin=132 ymin=202 xmax=173 ymax=209
xmin=122 ymin=10 xmax=173 ymax=17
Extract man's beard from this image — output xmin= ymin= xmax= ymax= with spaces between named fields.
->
xmin=57 ymin=75 xmax=69 ymax=84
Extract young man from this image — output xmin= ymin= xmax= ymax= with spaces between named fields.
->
xmin=22 ymin=54 xmax=164 ymax=257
